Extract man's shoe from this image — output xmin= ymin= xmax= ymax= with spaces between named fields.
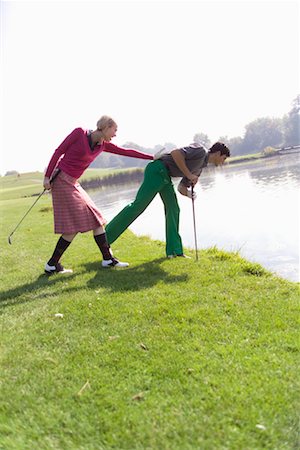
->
xmin=102 ymin=258 xmax=129 ymax=268
xmin=45 ymin=262 xmax=73 ymax=275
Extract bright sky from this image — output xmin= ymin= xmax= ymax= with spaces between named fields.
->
xmin=1 ymin=0 xmax=299 ymax=175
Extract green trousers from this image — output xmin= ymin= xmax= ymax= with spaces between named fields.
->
xmin=106 ymin=160 xmax=183 ymax=256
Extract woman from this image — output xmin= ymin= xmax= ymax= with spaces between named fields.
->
xmin=43 ymin=115 xmax=153 ymax=275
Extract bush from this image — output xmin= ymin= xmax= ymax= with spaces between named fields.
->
xmin=262 ymin=146 xmax=277 ymax=157
xmin=241 ymin=261 xmax=269 ymax=276
xmin=5 ymin=170 xmax=20 ymax=176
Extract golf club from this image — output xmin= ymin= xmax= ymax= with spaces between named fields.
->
xmin=191 ymin=186 xmax=199 ymax=261
xmin=8 ymin=170 xmax=59 ymax=245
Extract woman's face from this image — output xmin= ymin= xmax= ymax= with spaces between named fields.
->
xmin=103 ymin=124 xmax=117 ymax=141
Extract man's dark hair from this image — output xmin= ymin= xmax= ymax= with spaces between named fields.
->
xmin=209 ymin=142 xmax=230 ymax=157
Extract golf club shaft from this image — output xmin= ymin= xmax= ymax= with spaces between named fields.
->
xmin=191 ymin=186 xmax=199 ymax=261
xmin=8 ymin=189 xmax=46 ymax=242
xmin=8 ymin=170 xmax=60 ymax=244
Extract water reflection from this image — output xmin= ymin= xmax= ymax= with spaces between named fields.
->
xmin=91 ymin=154 xmax=299 ymax=282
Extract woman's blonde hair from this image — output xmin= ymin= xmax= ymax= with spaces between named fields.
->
xmin=97 ymin=115 xmax=117 ymax=131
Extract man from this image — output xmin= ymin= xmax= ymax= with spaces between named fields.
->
xmin=106 ymin=142 xmax=230 ymax=258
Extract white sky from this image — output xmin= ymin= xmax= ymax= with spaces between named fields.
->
xmin=1 ymin=0 xmax=299 ymax=174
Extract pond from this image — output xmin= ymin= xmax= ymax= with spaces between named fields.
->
xmin=91 ymin=153 xmax=299 ymax=282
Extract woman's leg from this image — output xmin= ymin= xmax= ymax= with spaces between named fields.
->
xmin=93 ymin=226 xmax=128 ymax=267
xmin=45 ymin=233 xmax=77 ymax=275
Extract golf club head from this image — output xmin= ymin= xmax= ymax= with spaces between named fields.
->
xmin=8 ymin=235 xmax=12 ymax=245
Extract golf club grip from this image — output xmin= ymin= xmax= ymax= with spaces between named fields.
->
xmin=49 ymin=168 xmax=61 ymax=184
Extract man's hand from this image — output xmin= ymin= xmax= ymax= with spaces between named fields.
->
xmin=177 ymin=184 xmax=197 ymax=199
xmin=171 ymin=149 xmax=198 ymax=185
xmin=189 ymin=174 xmax=199 ymax=186
xmin=187 ymin=188 xmax=197 ymax=200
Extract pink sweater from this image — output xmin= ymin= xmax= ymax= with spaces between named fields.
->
xmin=45 ymin=128 xmax=153 ymax=179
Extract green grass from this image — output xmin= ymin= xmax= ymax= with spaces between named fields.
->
xmin=0 ymin=172 xmax=44 ymax=201
xmin=0 ymin=183 xmax=299 ymax=450
xmin=228 ymin=152 xmax=262 ymax=162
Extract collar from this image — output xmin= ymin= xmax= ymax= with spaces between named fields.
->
xmin=87 ymin=130 xmax=98 ymax=150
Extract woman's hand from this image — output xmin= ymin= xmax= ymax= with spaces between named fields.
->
xmin=43 ymin=176 xmax=51 ymax=190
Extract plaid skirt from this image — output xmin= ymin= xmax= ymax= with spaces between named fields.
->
xmin=51 ymin=170 xmax=106 ymax=234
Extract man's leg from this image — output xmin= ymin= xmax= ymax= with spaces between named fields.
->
xmin=159 ymin=182 xmax=183 ymax=256
xmin=106 ymin=161 xmax=168 ymax=244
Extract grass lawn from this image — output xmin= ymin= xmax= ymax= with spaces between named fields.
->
xmin=0 ymin=181 xmax=299 ymax=450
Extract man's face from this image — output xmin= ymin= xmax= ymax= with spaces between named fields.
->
xmin=214 ymin=151 xmax=227 ymax=166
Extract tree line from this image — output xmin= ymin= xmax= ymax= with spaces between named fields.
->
xmin=212 ymin=95 xmax=299 ymax=156
xmin=91 ymin=95 xmax=299 ymax=168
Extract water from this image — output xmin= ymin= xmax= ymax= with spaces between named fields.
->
xmin=91 ymin=154 xmax=300 ymax=282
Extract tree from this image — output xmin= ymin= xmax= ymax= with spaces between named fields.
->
xmin=193 ymin=132 xmax=211 ymax=149
xmin=5 ymin=170 xmax=19 ymax=176
xmin=217 ymin=135 xmax=245 ymax=157
xmin=283 ymin=95 xmax=300 ymax=146
xmin=241 ymin=117 xmax=284 ymax=154
xmin=217 ymin=136 xmax=230 ymax=147
xmin=227 ymin=137 xmax=244 ymax=157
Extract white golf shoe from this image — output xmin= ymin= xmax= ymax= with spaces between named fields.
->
xmin=101 ymin=258 xmax=129 ymax=268
xmin=45 ymin=262 xmax=73 ymax=275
